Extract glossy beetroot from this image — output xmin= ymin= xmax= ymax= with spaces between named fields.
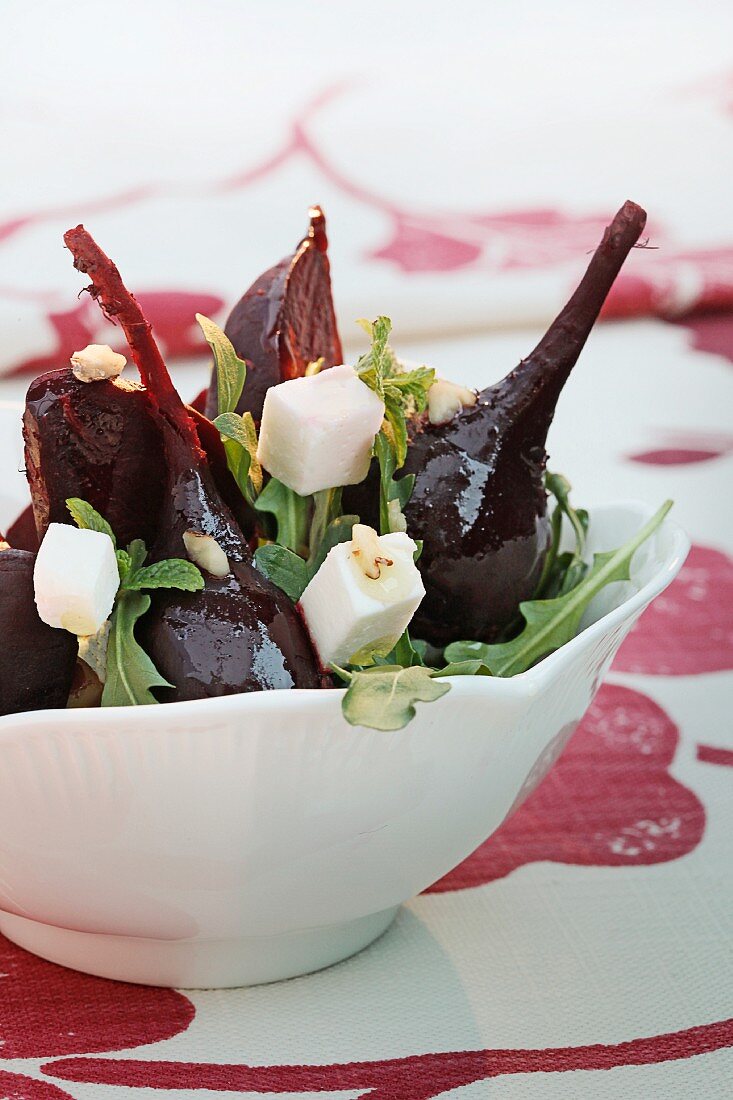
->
xmin=64 ymin=225 xmax=321 ymax=700
xmin=205 ymin=206 xmax=343 ymax=421
xmin=402 ymin=201 xmax=648 ymax=647
xmin=24 ymin=370 xmax=164 ymax=547
xmin=23 ymin=370 xmax=252 ymax=548
xmin=0 ymin=546 xmax=77 ymax=715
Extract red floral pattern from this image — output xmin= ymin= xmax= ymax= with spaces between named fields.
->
xmin=44 ymin=1018 xmax=733 ymax=1098
xmin=614 ymin=544 xmax=733 ymax=676
xmin=0 ymin=937 xmax=193 ymax=1058
xmin=427 ymin=684 xmax=704 ymax=893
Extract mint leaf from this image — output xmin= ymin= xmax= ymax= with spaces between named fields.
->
xmin=254 ymin=544 xmax=310 ymax=602
xmin=356 ymin=315 xmax=392 ymax=399
xmin=254 ymin=478 xmax=310 ymax=554
xmin=101 ymin=591 xmax=172 ymax=706
xmin=197 ymin=314 xmax=247 ymax=416
xmin=124 ymin=558 xmax=205 ymax=593
xmin=340 ymin=665 xmax=451 ymax=731
xmin=66 ymin=497 xmax=116 ymax=546
xmin=445 ymin=501 xmax=673 ymax=677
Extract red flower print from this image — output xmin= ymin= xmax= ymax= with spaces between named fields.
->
xmin=45 ymin=1018 xmax=733 ymax=1099
xmin=614 ymin=544 xmax=733 ymax=675
xmin=427 ymin=684 xmax=704 ymax=892
xmin=0 ymin=936 xmax=193 ymax=1059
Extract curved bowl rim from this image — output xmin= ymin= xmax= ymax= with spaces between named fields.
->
xmin=0 ymin=498 xmax=689 ymax=739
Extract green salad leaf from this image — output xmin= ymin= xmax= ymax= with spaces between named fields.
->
xmin=253 ymin=544 xmax=310 ymax=603
xmin=66 ymin=497 xmax=116 ymax=545
xmin=445 ymin=500 xmax=672 ymax=677
xmin=337 ymin=664 xmax=451 ymax=731
xmin=66 ymin=499 xmax=205 ymax=706
xmin=534 ymin=472 xmax=589 ymax=599
xmin=102 ymin=591 xmax=173 ymax=707
xmin=254 ymin=478 xmax=310 ymax=554
xmin=197 ymin=313 xmax=247 ymax=416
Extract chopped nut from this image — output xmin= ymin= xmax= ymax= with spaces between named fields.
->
xmin=183 ymin=530 xmax=229 ymax=578
xmin=351 ymin=523 xmax=394 ymax=580
xmin=428 ymin=379 xmax=478 ymax=426
xmin=71 ymin=344 xmax=127 ymax=383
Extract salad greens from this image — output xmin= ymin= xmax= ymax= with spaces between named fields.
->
xmin=67 ymin=498 xmax=204 ymax=706
xmin=244 ymin=316 xmax=673 ymax=730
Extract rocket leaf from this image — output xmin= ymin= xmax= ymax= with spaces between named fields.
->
xmin=445 ymin=500 xmax=672 ymax=677
xmin=338 ymin=664 xmax=451 ymax=731
xmin=101 ymin=591 xmax=172 ymax=707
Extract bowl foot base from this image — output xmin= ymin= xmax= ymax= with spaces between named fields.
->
xmin=0 ymin=906 xmax=399 ymax=988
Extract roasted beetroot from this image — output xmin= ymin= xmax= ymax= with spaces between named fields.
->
xmin=23 ymin=369 xmax=252 ymax=548
xmin=205 ymin=206 xmax=343 ymax=421
xmin=64 ymin=225 xmax=321 ymax=700
xmin=401 ymin=201 xmax=648 ymax=647
xmin=24 ymin=370 xmax=164 ymax=548
xmin=0 ymin=545 xmax=77 ymax=715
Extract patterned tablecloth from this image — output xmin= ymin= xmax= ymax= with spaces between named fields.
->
xmin=0 ymin=2 xmax=732 ymax=1096
xmin=0 ymin=316 xmax=731 ymax=1099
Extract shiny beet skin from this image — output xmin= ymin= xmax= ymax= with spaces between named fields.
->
xmin=401 ymin=201 xmax=648 ymax=647
xmin=23 ymin=369 xmax=252 ymax=548
xmin=23 ymin=370 xmax=164 ymax=547
xmin=64 ymin=223 xmax=322 ymax=701
xmin=206 ymin=206 xmax=343 ymax=421
xmin=142 ymin=432 xmax=321 ymax=699
xmin=0 ymin=548 xmax=77 ymax=715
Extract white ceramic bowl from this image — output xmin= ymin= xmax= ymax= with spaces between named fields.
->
xmin=0 ymin=487 xmax=688 ymax=986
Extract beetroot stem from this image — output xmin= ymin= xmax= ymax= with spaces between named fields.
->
xmin=495 ymin=200 xmax=648 ymax=408
xmin=63 ymin=225 xmax=203 ymax=456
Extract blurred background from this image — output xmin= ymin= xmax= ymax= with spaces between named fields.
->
xmin=1 ymin=0 xmax=731 ymax=544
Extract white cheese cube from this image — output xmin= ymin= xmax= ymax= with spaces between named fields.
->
xmin=257 ymin=365 xmax=385 ymax=496
xmin=298 ymin=529 xmax=425 ymax=667
xmin=34 ymin=523 xmax=119 ymax=636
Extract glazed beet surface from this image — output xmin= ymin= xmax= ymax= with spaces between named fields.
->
xmin=23 ymin=370 xmax=252 ymax=548
xmin=205 ymin=206 xmax=343 ymax=422
xmin=24 ymin=370 xmax=164 ymax=548
xmin=345 ymin=202 xmax=647 ymax=648
xmin=403 ymin=201 xmax=648 ymax=647
xmin=0 ymin=547 xmax=77 ymax=716
xmin=64 ymin=225 xmax=321 ymax=700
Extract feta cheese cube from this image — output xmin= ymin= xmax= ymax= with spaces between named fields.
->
xmin=257 ymin=365 xmax=385 ymax=496
xmin=34 ymin=523 xmax=119 ymax=636
xmin=298 ymin=527 xmax=425 ymax=667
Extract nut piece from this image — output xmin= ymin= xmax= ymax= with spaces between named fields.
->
xmin=71 ymin=344 xmax=127 ymax=383
xmin=183 ymin=530 xmax=229 ymax=578
xmin=350 ymin=523 xmax=394 ymax=579
xmin=428 ymin=379 xmax=478 ymax=426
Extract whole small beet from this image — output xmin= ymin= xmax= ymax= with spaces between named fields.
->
xmin=402 ymin=201 xmax=648 ymax=647
xmin=0 ymin=547 xmax=77 ymax=715
xmin=206 ymin=206 xmax=343 ymax=422
xmin=64 ymin=225 xmax=322 ymax=700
